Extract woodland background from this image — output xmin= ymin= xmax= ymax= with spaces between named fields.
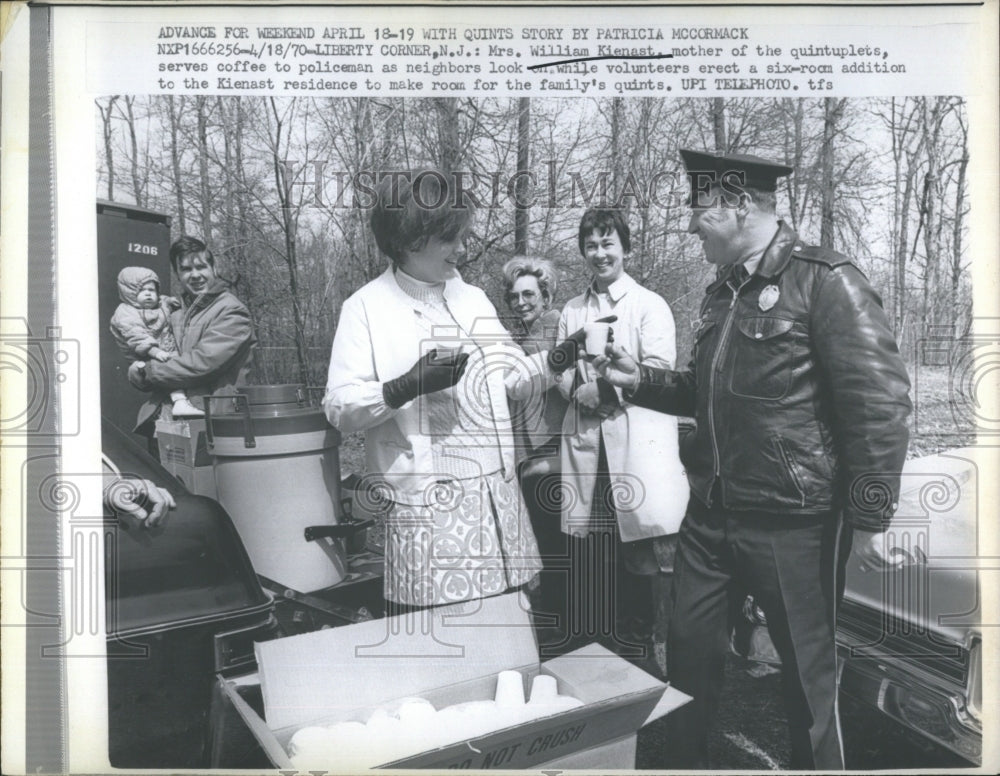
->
xmin=96 ymin=96 xmax=973 ymax=452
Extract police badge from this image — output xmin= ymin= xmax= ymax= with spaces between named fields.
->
xmin=758 ymin=285 xmax=780 ymax=311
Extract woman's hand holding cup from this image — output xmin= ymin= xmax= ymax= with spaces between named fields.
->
xmin=383 ymin=347 xmax=470 ymax=409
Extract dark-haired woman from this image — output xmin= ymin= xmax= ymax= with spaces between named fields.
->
xmin=556 ymin=208 xmax=688 ymax=670
xmin=324 ymin=171 xmax=553 ymax=610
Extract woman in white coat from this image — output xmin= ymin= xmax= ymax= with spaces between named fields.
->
xmin=324 ymin=171 xmax=553 ymax=611
xmin=556 ymin=208 xmax=689 ymax=669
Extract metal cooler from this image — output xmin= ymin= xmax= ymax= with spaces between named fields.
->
xmin=205 ymin=384 xmax=371 ymax=593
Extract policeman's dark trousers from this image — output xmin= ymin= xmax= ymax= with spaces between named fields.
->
xmin=665 ymin=496 xmax=851 ymax=770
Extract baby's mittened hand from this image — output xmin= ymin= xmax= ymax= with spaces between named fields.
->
xmin=154 ymin=352 xmax=172 ymax=362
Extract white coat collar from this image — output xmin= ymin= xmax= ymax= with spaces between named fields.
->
xmin=372 ymin=266 xmax=504 ymax=342
xmin=586 ymin=271 xmax=638 ymax=304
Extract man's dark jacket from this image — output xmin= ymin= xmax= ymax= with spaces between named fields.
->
xmin=630 ymin=222 xmax=911 ymax=531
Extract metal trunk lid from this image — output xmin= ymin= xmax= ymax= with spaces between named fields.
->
xmin=103 ymin=418 xmax=271 ymax=638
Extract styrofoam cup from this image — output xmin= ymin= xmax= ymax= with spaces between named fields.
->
xmin=583 ymin=322 xmax=612 ymax=356
xmin=494 ymin=670 xmax=525 ymax=707
xmin=528 ymin=674 xmax=558 ymax=704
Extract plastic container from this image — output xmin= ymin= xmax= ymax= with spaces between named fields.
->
xmin=205 ymin=385 xmax=363 ymax=593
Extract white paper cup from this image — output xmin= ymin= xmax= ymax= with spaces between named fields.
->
xmin=583 ymin=322 xmax=612 ymax=356
xmin=528 ymin=674 xmax=558 ymax=705
xmin=431 ymin=345 xmax=464 ymax=364
xmin=494 ymin=670 xmax=526 ymax=707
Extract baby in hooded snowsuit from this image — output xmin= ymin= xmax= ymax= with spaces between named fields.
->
xmin=110 ymin=266 xmax=203 ymax=418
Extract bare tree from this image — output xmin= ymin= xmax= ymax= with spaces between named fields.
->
xmin=435 ymin=97 xmax=462 ymax=171
xmin=881 ymin=97 xmax=928 ymax=337
xmin=96 ymin=96 xmax=119 ymax=201
xmin=949 ymin=105 xmax=970 ymax=334
xmin=514 ymin=97 xmax=531 ymax=255
xmin=711 ymin=98 xmax=727 ymax=152
xmin=122 ymin=96 xmax=147 ymax=207
xmin=819 ymin=98 xmax=846 ymax=248
xmin=195 ymin=96 xmax=214 ymax=243
xmin=165 ymin=95 xmax=187 ymax=234
xmin=266 ymin=98 xmax=312 ymax=386
xmin=779 ymin=99 xmax=807 ymax=232
xmin=610 ymin=97 xmax=624 ymax=197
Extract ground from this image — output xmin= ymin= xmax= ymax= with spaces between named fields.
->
xmin=634 ymin=655 xmax=973 ymax=770
xmin=907 ymin=361 xmax=977 ymax=456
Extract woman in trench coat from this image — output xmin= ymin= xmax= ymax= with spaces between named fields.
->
xmin=556 ymin=208 xmax=688 ymax=659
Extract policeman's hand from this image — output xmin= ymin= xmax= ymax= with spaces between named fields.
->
xmin=105 ymin=476 xmax=176 ymax=527
xmin=548 ymin=315 xmax=618 ymax=373
xmin=382 ymin=348 xmax=470 ymax=409
xmin=593 ymin=343 xmax=640 ymax=390
xmin=853 ymin=529 xmax=906 ymax=572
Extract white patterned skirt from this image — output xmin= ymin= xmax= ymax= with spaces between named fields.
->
xmin=384 ymin=472 xmax=542 ymax=606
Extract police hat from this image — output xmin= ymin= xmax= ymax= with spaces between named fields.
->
xmin=680 ymin=149 xmax=793 ymax=206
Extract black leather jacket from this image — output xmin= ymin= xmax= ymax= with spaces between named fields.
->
xmin=629 ymin=222 xmax=911 ymax=531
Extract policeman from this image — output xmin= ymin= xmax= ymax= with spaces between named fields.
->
xmin=594 ymin=149 xmax=912 ymax=769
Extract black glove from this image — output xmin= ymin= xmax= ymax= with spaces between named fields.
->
xmin=382 ymin=349 xmax=470 ymax=409
xmin=547 ymin=315 xmax=617 ymax=373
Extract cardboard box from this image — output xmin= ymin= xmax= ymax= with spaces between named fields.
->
xmin=156 ymin=418 xmax=213 ymax=466
xmin=221 ymin=592 xmax=690 ymax=770
xmin=156 ymin=418 xmax=217 ymax=498
xmin=543 ymin=734 xmax=636 ymax=769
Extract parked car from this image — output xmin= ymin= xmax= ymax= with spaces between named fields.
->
xmin=103 ymin=417 xmax=278 ymax=768
xmin=733 ymin=448 xmax=983 ymax=765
